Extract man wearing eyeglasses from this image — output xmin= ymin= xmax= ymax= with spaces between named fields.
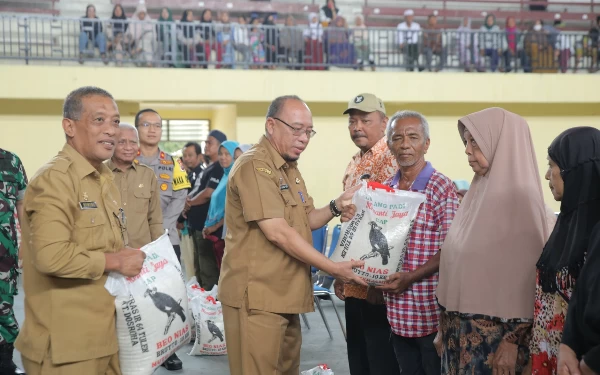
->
xmin=105 ymin=123 xmax=163 ymax=249
xmin=134 ymin=108 xmax=190 ymax=372
xmin=218 ymin=95 xmax=367 ymax=375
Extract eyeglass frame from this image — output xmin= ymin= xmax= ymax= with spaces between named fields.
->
xmin=139 ymin=122 xmax=163 ymax=129
xmin=271 ymin=117 xmax=316 ymax=139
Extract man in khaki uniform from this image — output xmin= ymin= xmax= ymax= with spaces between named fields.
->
xmin=218 ymin=95 xmax=367 ymax=375
xmin=105 ymin=123 xmax=163 ymax=249
xmin=16 ymin=87 xmax=146 ymax=375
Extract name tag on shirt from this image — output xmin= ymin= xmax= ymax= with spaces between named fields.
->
xmin=79 ymin=201 xmax=98 ymax=210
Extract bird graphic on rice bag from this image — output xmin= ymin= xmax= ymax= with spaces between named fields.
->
xmin=206 ymin=320 xmax=224 ymax=343
xmin=360 ymin=221 xmax=394 ymax=265
xmin=144 ymin=287 xmax=187 ymax=335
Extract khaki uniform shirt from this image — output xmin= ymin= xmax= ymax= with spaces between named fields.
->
xmin=15 ymin=144 xmax=126 ymax=364
xmin=218 ymin=136 xmax=315 ymax=314
xmin=106 ymin=159 xmax=163 ymax=249
xmin=136 ymin=149 xmax=190 ymax=246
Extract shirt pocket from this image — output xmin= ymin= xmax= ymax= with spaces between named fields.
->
xmin=133 ymin=188 xmax=151 ymax=214
xmin=73 ymin=210 xmax=107 ymax=251
xmin=0 ymin=173 xmax=18 ymax=200
xmin=279 ymin=190 xmax=297 ymax=227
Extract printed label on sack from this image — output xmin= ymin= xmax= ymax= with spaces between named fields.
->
xmin=330 ymin=181 xmax=425 ymax=285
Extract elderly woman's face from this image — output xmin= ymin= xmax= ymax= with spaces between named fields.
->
xmin=463 ymin=129 xmax=489 ymax=176
xmin=138 ymin=11 xmax=146 ymax=20
xmin=546 ymin=156 xmax=564 ymax=201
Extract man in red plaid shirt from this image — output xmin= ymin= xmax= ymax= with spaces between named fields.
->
xmin=377 ymin=110 xmax=459 ymax=375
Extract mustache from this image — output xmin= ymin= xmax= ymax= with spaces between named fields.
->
xmin=352 ymin=133 xmax=367 ymax=139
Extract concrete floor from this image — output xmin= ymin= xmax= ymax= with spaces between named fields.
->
xmin=13 ymin=281 xmax=351 ymax=375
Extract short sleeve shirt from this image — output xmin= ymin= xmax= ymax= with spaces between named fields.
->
xmin=218 ymin=136 xmax=315 ymax=314
xmin=187 ymin=161 xmax=224 ymax=232
xmin=0 ymin=148 xmax=28 ymax=292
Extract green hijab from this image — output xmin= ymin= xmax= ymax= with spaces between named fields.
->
xmin=158 ymin=8 xmax=173 ymax=37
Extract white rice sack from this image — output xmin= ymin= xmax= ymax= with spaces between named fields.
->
xmin=185 ymin=277 xmax=207 ymax=341
xmin=329 ymin=181 xmax=425 ymax=285
xmin=105 ymin=233 xmax=192 ymax=375
xmin=188 ymin=286 xmax=227 ymax=356
xmin=302 ymin=364 xmax=334 ymax=375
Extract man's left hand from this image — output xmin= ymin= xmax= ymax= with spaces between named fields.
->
xmin=376 ymin=271 xmax=415 ymax=294
xmin=340 ymin=204 xmax=356 ymax=222
xmin=337 ymin=185 xmax=360 ymax=210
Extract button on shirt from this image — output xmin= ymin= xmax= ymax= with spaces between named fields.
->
xmin=218 ymin=136 xmax=315 ymax=314
xmin=383 ymin=162 xmax=459 ymax=338
xmin=342 ymin=137 xmax=397 ymax=300
xmin=106 ymin=159 xmax=163 ymax=248
xmin=16 ymin=144 xmax=125 ymax=364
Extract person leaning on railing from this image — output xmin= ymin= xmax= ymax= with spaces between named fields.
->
xmin=125 ymin=4 xmax=157 ymax=68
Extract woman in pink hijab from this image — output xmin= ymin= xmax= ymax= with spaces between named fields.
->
xmin=435 ymin=108 xmax=549 ymax=375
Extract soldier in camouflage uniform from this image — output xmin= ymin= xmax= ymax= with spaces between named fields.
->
xmin=0 ymin=148 xmax=27 ymax=374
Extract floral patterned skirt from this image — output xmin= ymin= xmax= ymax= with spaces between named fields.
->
xmin=439 ymin=310 xmax=533 ymax=375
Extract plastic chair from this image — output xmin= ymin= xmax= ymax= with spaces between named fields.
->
xmin=302 ymin=226 xmax=328 ymax=330
xmin=311 ymin=226 xmax=329 ymax=274
xmin=313 ymin=224 xmax=346 ymax=340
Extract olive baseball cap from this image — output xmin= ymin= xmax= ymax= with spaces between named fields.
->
xmin=343 ymin=93 xmax=386 ymax=115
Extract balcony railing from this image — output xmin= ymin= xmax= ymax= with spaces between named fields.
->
xmin=1 ymin=15 xmax=598 ymax=72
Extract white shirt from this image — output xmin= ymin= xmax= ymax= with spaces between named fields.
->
xmin=397 ymin=21 xmax=421 ymax=45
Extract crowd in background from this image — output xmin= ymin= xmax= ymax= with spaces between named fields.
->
xmin=71 ymin=0 xmax=600 ymax=72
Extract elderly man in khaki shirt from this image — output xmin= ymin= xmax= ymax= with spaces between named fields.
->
xmin=219 ymin=95 xmax=367 ymax=375
xmin=15 ymin=86 xmax=146 ymax=375
xmin=105 ymin=123 xmax=163 ymax=249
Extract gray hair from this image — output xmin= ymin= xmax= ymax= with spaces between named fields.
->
xmin=386 ymin=110 xmax=430 ymax=141
xmin=265 ymin=95 xmax=305 ymax=119
xmin=63 ymin=86 xmax=114 ymax=120
xmin=118 ymin=123 xmax=139 ymax=142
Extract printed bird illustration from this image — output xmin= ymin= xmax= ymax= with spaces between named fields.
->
xmin=144 ymin=287 xmax=186 ymax=334
xmin=360 ymin=221 xmax=393 ymax=265
xmin=206 ymin=320 xmax=224 ymax=343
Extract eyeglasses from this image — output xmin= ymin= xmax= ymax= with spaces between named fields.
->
xmin=272 ymin=117 xmax=316 ymax=138
xmin=140 ymin=122 xmax=162 ymax=129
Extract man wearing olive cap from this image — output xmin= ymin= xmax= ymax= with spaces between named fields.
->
xmin=335 ymin=93 xmax=399 ymax=375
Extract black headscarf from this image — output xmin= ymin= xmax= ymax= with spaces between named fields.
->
xmin=179 ymin=10 xmax=194 ymax=39
xmin=197 ymin=9 xmax=214 ymax=40
xmin=536 ymin=127 xmax=600 ymax=294
xmin=561 ymin=222 xmax=600 ymax=372
xmin=321 ymin=0 xmax=339 ymax=20
xmin=263 ymin=14 xmax=277 ymax=45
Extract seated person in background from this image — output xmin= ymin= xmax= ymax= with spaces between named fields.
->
xmin=125 ymin=4 xmax=156 ymax=67
xmin=108 ymin=4 xmax=128 ymax=65
xmin=352 ymin=14 xmax=375 ymax=71
xmin=79 ymin=4 xmax=108 ymax=65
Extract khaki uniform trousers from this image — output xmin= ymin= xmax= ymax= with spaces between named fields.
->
xmin=22 ymin=350 xmax=121 ymax=375
xmin=223 ymin=293 xmax=302 ymax=375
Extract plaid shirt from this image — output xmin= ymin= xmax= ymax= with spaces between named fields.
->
xmin=384 ymin=163 xmax=459 ymax=338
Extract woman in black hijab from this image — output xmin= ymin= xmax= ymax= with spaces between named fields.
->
xmin=198 ymin=9 xmax=216 ymax=68
xmin=530 ymin=127 xmax=600 ymax=374
xmin=320 ymin=0 xmax=339 ymax=25
xmin=559 ymin=223 xmax=600 ymax=375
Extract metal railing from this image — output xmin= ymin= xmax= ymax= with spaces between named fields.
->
xmin=1 ymin=15 xmax=598 ymax=72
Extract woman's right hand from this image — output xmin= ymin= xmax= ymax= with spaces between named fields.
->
xmin=433 ymin=330 xmax=443 ymax=357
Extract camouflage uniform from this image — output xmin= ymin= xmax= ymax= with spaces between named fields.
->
xmin=0 ymin=149 xmax=28 ymax=345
